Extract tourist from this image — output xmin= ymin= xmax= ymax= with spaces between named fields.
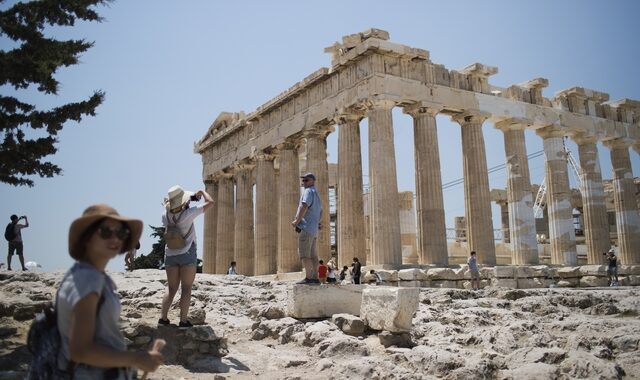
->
xmin=327 ymin=265 xmax=337 ymax=284
xmin=318 ymin=259 xmax=328 ymax=284
xmin=291 ymin=172 xmax=322 ymax=285
xmin=339 ymin=265 xmax=349 ymax=284
xmin=124 ymin=242 xmax=139 ymax=271
xmin=57 ymin=204 xmax=163 ymax=378
xmin=351 ymin=257 xmax=362 ymax=284
xmin=159 ymin=185 xmax=214 ymax=328
xmin=327 ymin=256 xmax=337 ymax=272
xmin=6 ymin=214 xmax=28 ymax=271
xmin=228 ymin=261 xmax=237 ymax=275
xmin=369 ymin=269 xmax=382 ymax=285
xmin=605 ymin=250 xmax=619 ymax=286
xmin=468 ymin=251 xmax=480 ymax=290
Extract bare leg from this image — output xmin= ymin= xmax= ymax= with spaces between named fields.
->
xmin=18 ymin=254 xmax=26 ymax=270
xmin=161 ymin=266 xmax=180 ymax=320
xmin=178 ymin=265 xmax=197 ymax=322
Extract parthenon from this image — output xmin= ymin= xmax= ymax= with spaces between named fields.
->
xmin=196 ymin=28 xmax=640 ymax=275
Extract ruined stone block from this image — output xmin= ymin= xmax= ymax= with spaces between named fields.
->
xmin=580 ymin=276 xmax=609 ymax=287
xmin=618 ymin=265 xmax=640 ymax=275
xmin=494 ymin=266 xmax=515 ymax=278
xmin=287 ymin=284 xmax=363 ymax=318
xmin=430 ymin=280 xmax=459 ymax=289
xmin=427 ymin=268 xmax=461 ymax=280
xmin=556 ymin=267 xmax=581 ymax=278
xmin=360 ymin=287 xmax=419 ymax=332
xmin=579 ymin=265 xmax=607 ymax=276
xmin=517 ymin=278 xmax=545 ymax=289
xmin=491 ymin=278 xmax=518 ymax=288
xmin=530 ymin=265 xmax=551 ymax=277
xmin=516 ymin=266 xmax=536 ymax=278
xmin=398 ymin=280 xmax=422 ymax=288
xmin=331 ymin=313 xmax=365 ymax=336
xmin=398 ymin=268 xmax=427 ymax=281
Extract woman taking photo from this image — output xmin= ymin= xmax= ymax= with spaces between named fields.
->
xmin=57 ymin=204 xmax=163 ymax=379
xmin=159 ymin=185 xmax=214 ymax=328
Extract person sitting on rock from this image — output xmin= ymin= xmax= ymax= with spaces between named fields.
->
xmin=369 ymin=269 xmax=382 ymax=285
xmin=57 ymin=204 xmax=163 ymax=378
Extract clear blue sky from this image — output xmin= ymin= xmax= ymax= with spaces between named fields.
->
xmin=1 ymin=0 xmax=639 ymax=272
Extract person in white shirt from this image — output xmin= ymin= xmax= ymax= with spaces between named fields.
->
xmin=228 ymin=261 xmax=237 ymax=275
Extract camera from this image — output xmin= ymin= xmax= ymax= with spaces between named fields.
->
xmin=190 ymin=195 xmax=199 ymax=202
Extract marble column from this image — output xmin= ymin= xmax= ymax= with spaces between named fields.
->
xmin=604 ymin=139 xmax=640 ymax=264
xmin=277 ymin=141 xmax=302 ymax=273
xmin=452 ymin=112 xmax=496 ymax=265
xmin=538 ymin=128 xmax=577 ymax=265
xmin=403 ymin=104 xmax=448 ymax=265
xmin=496 ymin=121 xmax=538 ymax=265
xmin=254 ymin=152 xmax=278 ymax=275
xmin=234 ymin=163 xmax=255 ymax=275
xmin=215 ymin=173 xmax=235 ymax=274
xmin=202 ymin=180 xmax=218 ymax=274
xmin=334 ymin=112 xmax=367 ymax=268
xmin=574 ymin=136 xmax=609 ymax=264
xmin=366 ymin=99 xmax=402 ymax=266
xmin=305 ymin=126 xmax=333 ymax=261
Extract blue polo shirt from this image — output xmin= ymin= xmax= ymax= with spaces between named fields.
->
xmin=297 ymin=186 xmax=322 ymax=237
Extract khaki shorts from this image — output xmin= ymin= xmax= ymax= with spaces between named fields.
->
xmin=298 ymin=230 xmax=317 ymax=259
xmin=470 ymin=269 xmax=480 ymax=279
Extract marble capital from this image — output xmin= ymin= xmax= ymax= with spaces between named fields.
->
xmin=333 ymin=108 xmax=364 ymax=125
xmin=254 ymin=151 xmax=277 ymax=161
xmin=603 ymin=138 xmax=632 ymax=150
xmin=571 ymin=133 xmax=600 ymax=146
xmin=363 ymin=98 xmax=397 ymax=112
xmin=212 ymin=170 xmax=234 ymax=181
xmin=275 ymin=138 xmax=301 ymax=152
xmin=303 ymin=124 xmax=334 ymax=139
xmin=535 ymin=125 xmax=566 ymax=139
xmin=451 ymin=111 xmax=490 ymax=125
xmin=402 ymin=102 xmax=442 ymax=117
xmin=494 ymin=118 xmax=531 ymax=132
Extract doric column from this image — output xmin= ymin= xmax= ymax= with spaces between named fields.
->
xmin=495 ymin=120 xmax=538 ymax=265
xmin=452 ymin=112 xmax=496 ymax=265
xmin=574 ymin=135 xmax=609 ymax=264
xmin=215 ymin=172 xmax=235 ymax=274
xmin=304 ymin=126 xmax=333 ymax=261
xmin=254 ymin=152 xmax=278 ymax=275
xmin=277 ymin=140 xmax=301 ymax=273
xmin=335 ymin=111 xmax=366 ymax=269
xmin=233 ymin=163 xmax=255 ymax=275
xmin=403 ymin=104 xmax=448 ymax=265
xmin=202 ymin=180 xmax=218 ymax=274
xmin=366 ymin=99 xmax=402 ymax=266
xmin=537 ymin=127 xmax=577 ymax=265
xmin=604 ymin=139 xmax=640 ymax=264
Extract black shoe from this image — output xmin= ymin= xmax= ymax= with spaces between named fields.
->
xmin=296 ymin=278 xmax=311 ymax=284
xmin=178 ymin=320 xmax=193 ymax=328
xmin=158 ymin=318 xmax=170 ymax=326
xmin=308 ymin=279 xmax=320 ymax=284
xmin=296 ymin=278 xmax=320 ymax=285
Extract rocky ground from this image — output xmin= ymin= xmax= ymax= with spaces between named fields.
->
xmin=1 ymin=269 xmax=639 ymax=379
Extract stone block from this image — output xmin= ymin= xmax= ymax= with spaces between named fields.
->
xmin=579 ymin=265 xmax=607 ymax=276
xmin=618 ymin=265 xmax=640 ymax=275
xmin=517 ymin=278 xmax=545 ymax=289
xmin=494 ymin=266 xmax=515 ymax=278
xmin=580 ymin=276 xmax=609 ymax=287
xmin=480 ymin=267 xmax=494 ymax=278
xmin=287 ymin=284 xmax=363 ymax=318
xmin=490 ymin=278 xmax=518 ymax=288
xmin=515 ymin=266 xmax=536 ymax=278
xmin=557 ymin=278 xmax=579 ymax=288
xmin=427 ymin=268 xmax=461 ymax=280
xmin=530 ymin=265 xmax=551 ymax=277
xmin=621 ymin=275 xmax=640 ymax=286
xmin=556 ymin=267 xmax=581 ymax=278
xmin=376 ymin=270 xmax=399 ymax=282
xmin=431 ymin=280 xmax=459 ymax=289
xmin=331 ymin=313 xmax=365 ymax=336
xmin=398 ymin=268 xmax=427 ymax=281
xmin=360 ymin=288 xmax=419 ymax=332
xmin=398 ymin=280 xmax=422 ymax=288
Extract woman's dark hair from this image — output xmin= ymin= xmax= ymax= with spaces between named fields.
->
xmin=71 ymin=218 xmax=131 ymax=261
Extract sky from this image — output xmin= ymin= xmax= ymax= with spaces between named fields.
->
xmin=1 ymin=0 xmax=639 ymax=273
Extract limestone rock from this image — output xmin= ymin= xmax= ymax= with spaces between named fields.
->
xmin=427 ymin=268 xmax=461 ymax=280
xmin=287 ymin=284 xmax=363 ymax=318
xmin=557 ymin=267 xmax=581 ymax=279
xmin=580 ymin=276 xmax=609 ymax=287
xmin=316 ymin=335 xmax=370 ymax=358
xmin=331 ymin=313 xmax=365 ymax=336
xmin=493 ymin=266 xmax=515 ymax=278
xmin=398 ymin=268 xmax=427 ymax=281
xmin=378 ymin=331 xmax=413 ymax=348
xmin=491 ymin=278 xmax=518 ymax=288
xmin=360 ymin=287 xmax=419 ymax=332
xmin=579 ymin=265 xmax=607 ymax=276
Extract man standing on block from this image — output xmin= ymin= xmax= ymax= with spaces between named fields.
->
xmin=292 ymin=172 xmax=322 ymax=285
xmin=6 ymin=214 xmax=28 ymax=271
xmin=468 ymin=251 xmax=480 ymax=290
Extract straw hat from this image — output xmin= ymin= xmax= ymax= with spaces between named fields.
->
xmin=165 ymin=185 xmax=194 ymax=211
xmin=68 ymin=204 xmax=143 ymax=259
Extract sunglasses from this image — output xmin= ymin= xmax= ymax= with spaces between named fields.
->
xmin=302 ymin=179 xmax=311 ymax=182
xmin=97 ymin=226 xmax=130 ymax=241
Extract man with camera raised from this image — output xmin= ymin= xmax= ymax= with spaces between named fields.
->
xmin=5 ymin=214 xmax=29 ymax=271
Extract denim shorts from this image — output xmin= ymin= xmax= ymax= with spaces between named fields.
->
xmin=165 ymin=243 xmax=197 ymax=268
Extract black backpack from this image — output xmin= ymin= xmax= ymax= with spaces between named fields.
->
xmin=4 ymin=223 xmax=15 ymax=241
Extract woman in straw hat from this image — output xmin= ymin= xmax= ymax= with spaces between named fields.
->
xmin=159 ymin=185 xmax=214 ymax=328
xmin=56 ymin=204 xmax=163 ymax=379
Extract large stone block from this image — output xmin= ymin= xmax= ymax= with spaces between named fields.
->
xmin=427 ymin=268 xmax=461 ymax=280
xmin=331 ymin=313 xmax=365 ymax=336
xmin=491 ymin=278 xmax=518 ymax=288
xmin=515 ymin=266 xmax=536 ymax=278
xmin=580 ymin=276 xmax=609 ymax=287
xmin=579 ymin=265 xmax=606 ymax=276
xmin=360 ymin=287 xmax=419 ymax=332
xmin=375 ymin=270 xmax=399 ymax=282
xmin=530 ymin=265 xmax=551 ymax=277
xmin=619 ymin=265 xmax=640 ymax=275
xmin=517 ymin=278 xmax=545 ymax=289
xmin=556 ymin=267 xmax=581 ymax=278
xmin=431 ymin=280 xmax=460 ymax=289
xmin=494 ymin=266 xmax=515 ymax=278
xmin=398 ymin=268 xmax=427 ymax=281
xmin=398 ymin=280 xmax=422 ymax=288
xmin=287 ymin=284 xmax=363 ymax=318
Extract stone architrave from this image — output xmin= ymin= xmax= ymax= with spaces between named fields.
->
xmin=202 ymin=180 xmax=218 ymax=274
xmin=277 ymin=141 xmax=301 ymax=273
xmin=452 ymin=112 xmax=496 ymax=265
xmin=604 ymin=139 xmax=640 ymax=264
xmin=403 ymin=104 xmax=448 ymax=265
xmin=335 ymin=111 xmax=366 ymax=268
xmin=254 ymin=152 xmax=278 ymax=275
xmin=574 ymin=136 xmax=609 ymax=264
xmin=366 ymin=99 xmax=402 ymax=266
xmin=304 ymin=126 xmax=333 ymax=261
xmin=538 ymin=127 xmax=577 ymax=265
xmin=233 ymin=163 xmax=255 ymax=275
xmin=496 ymin=120 xmax=538 ymax=265
xmin=215 ymin=172 xmax=235 ymax=274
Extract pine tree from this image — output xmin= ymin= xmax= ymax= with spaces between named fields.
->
xmin=133 ymin=225 xmax=166 ymax=270
xmin=0 ymin=0 xmax=110 ymax=187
